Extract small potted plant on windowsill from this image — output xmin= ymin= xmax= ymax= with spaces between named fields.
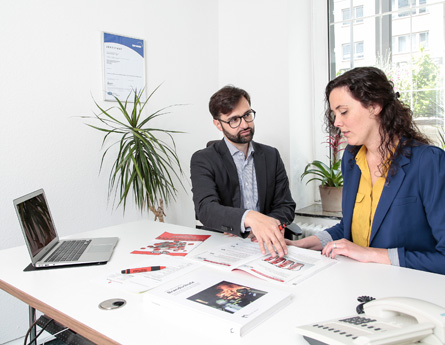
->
xmin=301 ymin=133 xmax=346 ymax=212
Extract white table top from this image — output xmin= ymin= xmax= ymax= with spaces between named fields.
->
xmin=1 ymin=220 xmax=445 ymax=345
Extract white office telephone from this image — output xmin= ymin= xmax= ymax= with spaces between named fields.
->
xmin=295 ymin=297 xmax=445 ymax=345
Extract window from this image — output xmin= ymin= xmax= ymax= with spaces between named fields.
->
xmin=342 ymin=43 xmax=351 ymax=60
xmin=342 ymin=8 xmax=351 ymax=24
xmin=342 ymin=5 xmax=364 ymax=25
xmin=399 ymin=35 xmax=408 ymax=53
xmin=342 ymin=41 xmax=364 ymax=60
xmin=418 ymin=32 xmax=429 ymax=49
xmin=355 ymin=41 xmax=364 ymax=59
xmin=398 ymin=0 xmax=416 ymax=17
xmin=393 ymin=32 xmax=430 ymax=53
xmin=395 ymin=0 xmax=428 ymax=17
xmin=328 ymin=0 xmax=445 ymax=146
xmin=355 ymin=6 xmax=364 ymax=23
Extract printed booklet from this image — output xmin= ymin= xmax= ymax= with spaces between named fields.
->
xmin=188 ymin=238 xmax=336 ymax=285
xmin=144 ymin=266 xmax=292 ymax=337
xmin=131 ymin=232 xmax=210 ymax=256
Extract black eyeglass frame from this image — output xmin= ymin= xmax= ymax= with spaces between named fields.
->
xmin=218 ymin=110 xmax=256 ymax=129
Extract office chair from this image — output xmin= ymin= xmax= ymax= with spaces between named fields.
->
xmin=286 ymin=223 xmax=303 ymax=239
xmin=195 ymin=140 xmax=220 ymax=229
xmin=206 ymin=140 xmax=219 ymax=147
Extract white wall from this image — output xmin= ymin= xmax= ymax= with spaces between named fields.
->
xmin=0 ymin=0 xmax=327 ymax=343
xmin=217 ymin=0 xmax=329 ymax=209
xmin=291 ymin=0 xmax=330 ymax=204
xmin=218 ymin=0 xmax=292 ymax=184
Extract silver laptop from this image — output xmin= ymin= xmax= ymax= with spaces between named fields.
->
xmin=13 ymin=189 xmax=118 ymax=268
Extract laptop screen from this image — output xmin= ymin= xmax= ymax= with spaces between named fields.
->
xmin=15 ymin=190 xmax=57 ymax=258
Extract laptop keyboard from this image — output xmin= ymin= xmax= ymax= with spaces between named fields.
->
xmin=45 ymin=240 xmax=91 ymax=262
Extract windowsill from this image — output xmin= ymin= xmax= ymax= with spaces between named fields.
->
xmin=295 ymin=203 xmax=342 ymax=220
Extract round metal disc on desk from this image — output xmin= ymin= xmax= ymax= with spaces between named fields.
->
xmin=98 ymin=298 xmax=126 ymax=310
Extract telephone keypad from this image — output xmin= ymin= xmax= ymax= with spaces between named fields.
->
xmin=340 ymin=316 xmax=377 ymax=325
xmin=307 ymin=316 xmax=387 ymax=343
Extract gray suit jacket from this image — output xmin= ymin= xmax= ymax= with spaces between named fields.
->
xmin=190 ymin=139 xmax=296 ymax=237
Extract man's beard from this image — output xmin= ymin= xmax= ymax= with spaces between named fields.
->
xmin=222 ymin=126 xmax=255 ymax=144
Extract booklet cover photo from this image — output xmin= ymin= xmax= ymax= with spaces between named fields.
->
xmin=144 ymin=267 xmax=292 ymax=337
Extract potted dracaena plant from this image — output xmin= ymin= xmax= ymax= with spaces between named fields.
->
xmin=301 ymin=133 xmax=346 ymax=212
xmin=83 ymin=86 xmax=184 ymax=222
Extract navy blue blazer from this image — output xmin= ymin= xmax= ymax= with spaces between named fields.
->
xmin=326 ymin=142 xmax=445 ymax=274
xmin=190 ymin=139 xmax=296 ymax=237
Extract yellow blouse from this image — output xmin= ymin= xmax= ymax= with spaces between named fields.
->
xmin=351 ymin=146 xmax=387 ymax=247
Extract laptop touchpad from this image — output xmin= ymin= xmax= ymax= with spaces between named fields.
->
xmin=89 ymin=245 xmax=113 ymax=253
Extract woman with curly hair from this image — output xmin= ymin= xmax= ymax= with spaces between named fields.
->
xmin=287 ymin=66 xmax=445 ymax=274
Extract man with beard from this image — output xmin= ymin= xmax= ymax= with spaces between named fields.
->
xmin=190 ymin=85 xmax=296 ymax=258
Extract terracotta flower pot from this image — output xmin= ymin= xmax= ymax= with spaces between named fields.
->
xmin=319 ymin=185 xmax=343 ymax=212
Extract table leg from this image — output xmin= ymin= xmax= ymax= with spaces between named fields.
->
xmin=29 ymin=306 xmax=36 ymax=345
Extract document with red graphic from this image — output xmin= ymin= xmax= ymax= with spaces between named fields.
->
xmin=188 ymin=238 xmax=336 ymax=285
xmin=131 ymin=232 xmax=211 ymax=256
xmin=236 ymin=246 xmax=336 ymax=285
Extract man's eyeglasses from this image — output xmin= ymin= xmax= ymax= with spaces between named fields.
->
xmin=218 ymin=110 xmax=256 ymax=129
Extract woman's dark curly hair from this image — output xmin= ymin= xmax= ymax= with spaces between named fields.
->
xmin=324 ymin=66 xmax=431 ymax=177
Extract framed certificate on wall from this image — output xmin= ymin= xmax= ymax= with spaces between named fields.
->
xmin=102 ymin=32 xmax=145 ymax=101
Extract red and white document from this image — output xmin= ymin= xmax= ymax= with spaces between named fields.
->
xmin=131 ymin=232 xmax=211 ymax=256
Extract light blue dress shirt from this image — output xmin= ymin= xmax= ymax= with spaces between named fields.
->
xmin=224 ymin=138 xmax=259 ymax=233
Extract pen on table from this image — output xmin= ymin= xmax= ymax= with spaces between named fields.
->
xmin=121 ymin=266 xmax=166 ymax=274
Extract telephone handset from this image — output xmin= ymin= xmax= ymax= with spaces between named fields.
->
xmin=295 ymin=297 xmax=445 ymax=345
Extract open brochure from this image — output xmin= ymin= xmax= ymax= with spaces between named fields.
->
xmin=144 ymin=266 xmax=292 ymax=337
xmin=188 ymin=238 xmax=336 ymax=285
xmin=131 ymin=232 xmax=211 ymax=256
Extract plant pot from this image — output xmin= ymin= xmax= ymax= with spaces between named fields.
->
xmin=319 ymin=186 xmax=343 ymax=212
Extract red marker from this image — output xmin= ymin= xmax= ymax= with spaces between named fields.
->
xmin=121 ymin=266 xmax=166 ymax=274
xmin=279 ymin=223 xmax=287 ymax=230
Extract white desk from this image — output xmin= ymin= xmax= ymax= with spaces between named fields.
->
xmin=1 ymin=220 xmax=445 ymax=345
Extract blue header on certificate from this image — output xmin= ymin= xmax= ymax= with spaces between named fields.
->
xmin=104 ymin=33 xmax=144 ymax=58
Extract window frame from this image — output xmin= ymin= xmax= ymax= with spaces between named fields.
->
xmin=328 ymin=0 xmax=444 ymax=147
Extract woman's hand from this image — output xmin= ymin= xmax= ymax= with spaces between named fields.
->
xmin=284 ymin=235 xmax=323 ymax=251
xmin=322 ymin=238 xmax=391 ymax=264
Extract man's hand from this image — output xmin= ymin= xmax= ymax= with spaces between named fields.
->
xmin=245 ymin=210 xmax=287 ymax=258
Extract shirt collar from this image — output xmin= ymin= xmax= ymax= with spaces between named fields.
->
xmin=355 ymin=145 xmax=367 ymax=165
xmin=355 ymin=142 xmax=398 ymax=178
xmin=223 ymin=137 xmax=254 ymax=158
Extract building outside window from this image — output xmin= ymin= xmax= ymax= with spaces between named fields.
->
xmin=342 ymin=5 xmax=364 ymax=24
xmin=342 ymin=41 xmax=364 ymax=60
xmin=393 ymin=32 xmax=429 ymax=54
xmin=355 ymin=41 xmax=364 ymax=58
xmin=395 ymin=0 xmax=428 ymax=16
xmin=329 ymin=0 xmax=445 ymax=147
